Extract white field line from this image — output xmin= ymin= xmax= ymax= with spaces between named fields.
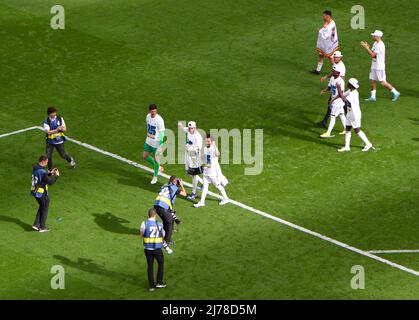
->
xmin=0 ymin=126 xmax=40 ymax=139
xmin=2 ymin=126 xmax=419 ymax=277
xmin=367 ymin=250 xmax=419 ymax=254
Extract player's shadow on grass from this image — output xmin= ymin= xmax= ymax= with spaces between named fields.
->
xmin=53 ymin=255 xmax=145 ymax=287
xmin=0 ymin=215 xmax=32 ymax=232
xmin=93 ymin=212 xmax=138 ymax=235
xmin=409 ymin=118 xmax=419 ymax=125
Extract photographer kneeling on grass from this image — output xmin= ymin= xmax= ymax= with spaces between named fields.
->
xmin=30 ymin=155 xmax=60 ymax=233
xmin=153 ymin=175 xmax=187 ymax=254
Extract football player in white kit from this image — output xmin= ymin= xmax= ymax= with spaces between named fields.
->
xmin=143 ymin=104 xmax=165 ymax=184
xmin=178 ymin=120 xmax=204 ymax=200
xmin=310 ymin=10 xmax=339 ymax=75
xmin=336 ymin=78 xmax=374 ymax=152
xmin=320 ymin=65 xmax=346 ymax=138
xmin=361 ymin=30 xmax=400 ymax=102
xmin=318 ymin=51 xmax=346 ymax=128
xmin=194 ymin=134 xmax=229 ymax=208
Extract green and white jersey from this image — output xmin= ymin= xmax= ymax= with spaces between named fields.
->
xmin=145 ymin=113 xmax=165 ymax=148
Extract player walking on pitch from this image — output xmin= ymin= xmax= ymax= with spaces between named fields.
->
xmin=320 ymin=65 xmax=346 ymax=138
xmin=361 ymin=30 xmax=400 ymax=102
xmin=318 ymin=50 xmax=346 ymax=128
xmin=310 ymin=10 xmax=339 ymax=75
xmin=178 ymin=120 xmax=204 ymax=200
xmin=144 ymin=104 xmax=165 ymax=184
xmin=194 ymin=134 xmax=229 ymax=208
xmin=336 ymin=78 xmax=374 ymax=152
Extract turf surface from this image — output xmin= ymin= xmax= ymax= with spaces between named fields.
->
xmin=0 ymin=0 xmax=418 ymax=299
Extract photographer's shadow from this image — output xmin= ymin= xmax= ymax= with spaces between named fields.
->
xmin=93 ymin=212 xmax=138 ymax=235
xmin=0 ymin=215 xmax=33 ymax=232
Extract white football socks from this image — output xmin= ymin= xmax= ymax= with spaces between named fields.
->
xmin=371 ymin=90 xmax=376 ymax=99
xmin=199 ymin=183 xmax=209 ymax=205
xmin=217 ymin=185 xmax=228 ymax=200
xmin=316 ymin=62 xmax=323 ymax=72
xmin=357 ymin=131 xmax=371 ymax=146
xmin=326 ymin=116 xmax=336 ymax=134
xmin=192 ymin=175 xmax=198 ymax=194
xmin=339 ymin=114 xmax=346 ymax=129
xmin=345 ymin=131 xmax=351 ymax=148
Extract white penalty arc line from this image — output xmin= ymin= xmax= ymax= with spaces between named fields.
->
xmin=367 ymin=250 xmax=419 ymax=254
xmin=2 ymin=126 xmax=419 ymax=278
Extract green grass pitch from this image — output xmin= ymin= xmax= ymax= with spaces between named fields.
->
xmin=0 ymin=0 xmax=418 ymax=299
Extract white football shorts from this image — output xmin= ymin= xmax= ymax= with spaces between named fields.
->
xmin=346 ymin=111 xmax=361 ymax=129
xmin=369 ymin=69 xmax=386 ymax=82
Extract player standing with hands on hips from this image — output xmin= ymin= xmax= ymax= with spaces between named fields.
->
xmin=31 ymin=155 xmax=60 ymax=232
xmin=361 ymin=30 xmax=400 ymax=102
xmin=143 ymin=104 xmax=165 ymax=184
xmin=44 ymin=106 xmax=76 ymax=171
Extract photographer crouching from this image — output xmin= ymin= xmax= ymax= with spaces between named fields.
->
xmin=31 ymin=155 xmax=60 ymax=232
xmin=153 ymin=175 xmax=187 ymax=254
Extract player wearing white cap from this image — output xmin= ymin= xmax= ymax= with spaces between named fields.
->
xmin=318 ymin=51 xmax=346 ymax=128
xmin=361 ymin=30 xmax=400 ymax=102
xmin=178 ymin=120 xmax=204 ymax=200
xmin=310 ymin=10 xmax=339 ymax=75
xmin=194 ymin=134 xmax=229 ymax=208
xmin=319 ymin=65 xmax=346 ymax=138
xmin=336 ymin=78 xmax=374 ymax=152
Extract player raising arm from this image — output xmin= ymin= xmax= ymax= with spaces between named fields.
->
xmin=144 ymin=104 xmax=165 ymax=184
xmin=178 ymin=121 xmax=204 ymax=200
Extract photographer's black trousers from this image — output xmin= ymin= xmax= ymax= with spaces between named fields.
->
xmin=33 ymin=196 xmax=50 ymax=229
xmin=154 ymin=205 xmax=173 ymax=243
xmin=144 ymin=249 xmax=164 ymax=288
xmin=46 ymin=142 xmax=72 ymax=170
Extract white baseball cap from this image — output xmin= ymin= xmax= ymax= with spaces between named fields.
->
xmin=187 ymin=121 xmax=197 ymax=128
xmin=371 ymin=30 xmax=383 ymax=37
xmin=333 ymin=51 xmax=343 ymax=58
xmin=348 ymin=78 xmax=359 ymax=89
xmin=332 ymin=64 xmax=343 ymax=74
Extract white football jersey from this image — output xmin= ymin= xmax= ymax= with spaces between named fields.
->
xmin=328 ymin=76 xmax=345 ymax=99
xmin=333 ymin=60 xmax=346 ymax=77
xmin=145 ymin=113 xmax=165 ymax=148
xmin=203 ymin=144 xmax=221 ymax=177
xmin=371 ymin=41 xmax=385 ymax=70
xmin=184 ymin=128 xmax=203 ymax=169
xmin=344 ymin=89 xmax=361 ymax=119
xmin=316 ymin=19 xmax=339 ymax=55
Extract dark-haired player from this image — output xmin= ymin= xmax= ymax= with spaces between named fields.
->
xmin=43 ymin=106 xmax=76 ymax=171
xmin=144 ymin=104 xmax=165 ymax=184
xmin=336 ymin=78 xmax=374 ymax=152
xmin=311 ymin=10 xmax=339 ymax=75
xmin=194 ymin=135 xmax=229 ymax=208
